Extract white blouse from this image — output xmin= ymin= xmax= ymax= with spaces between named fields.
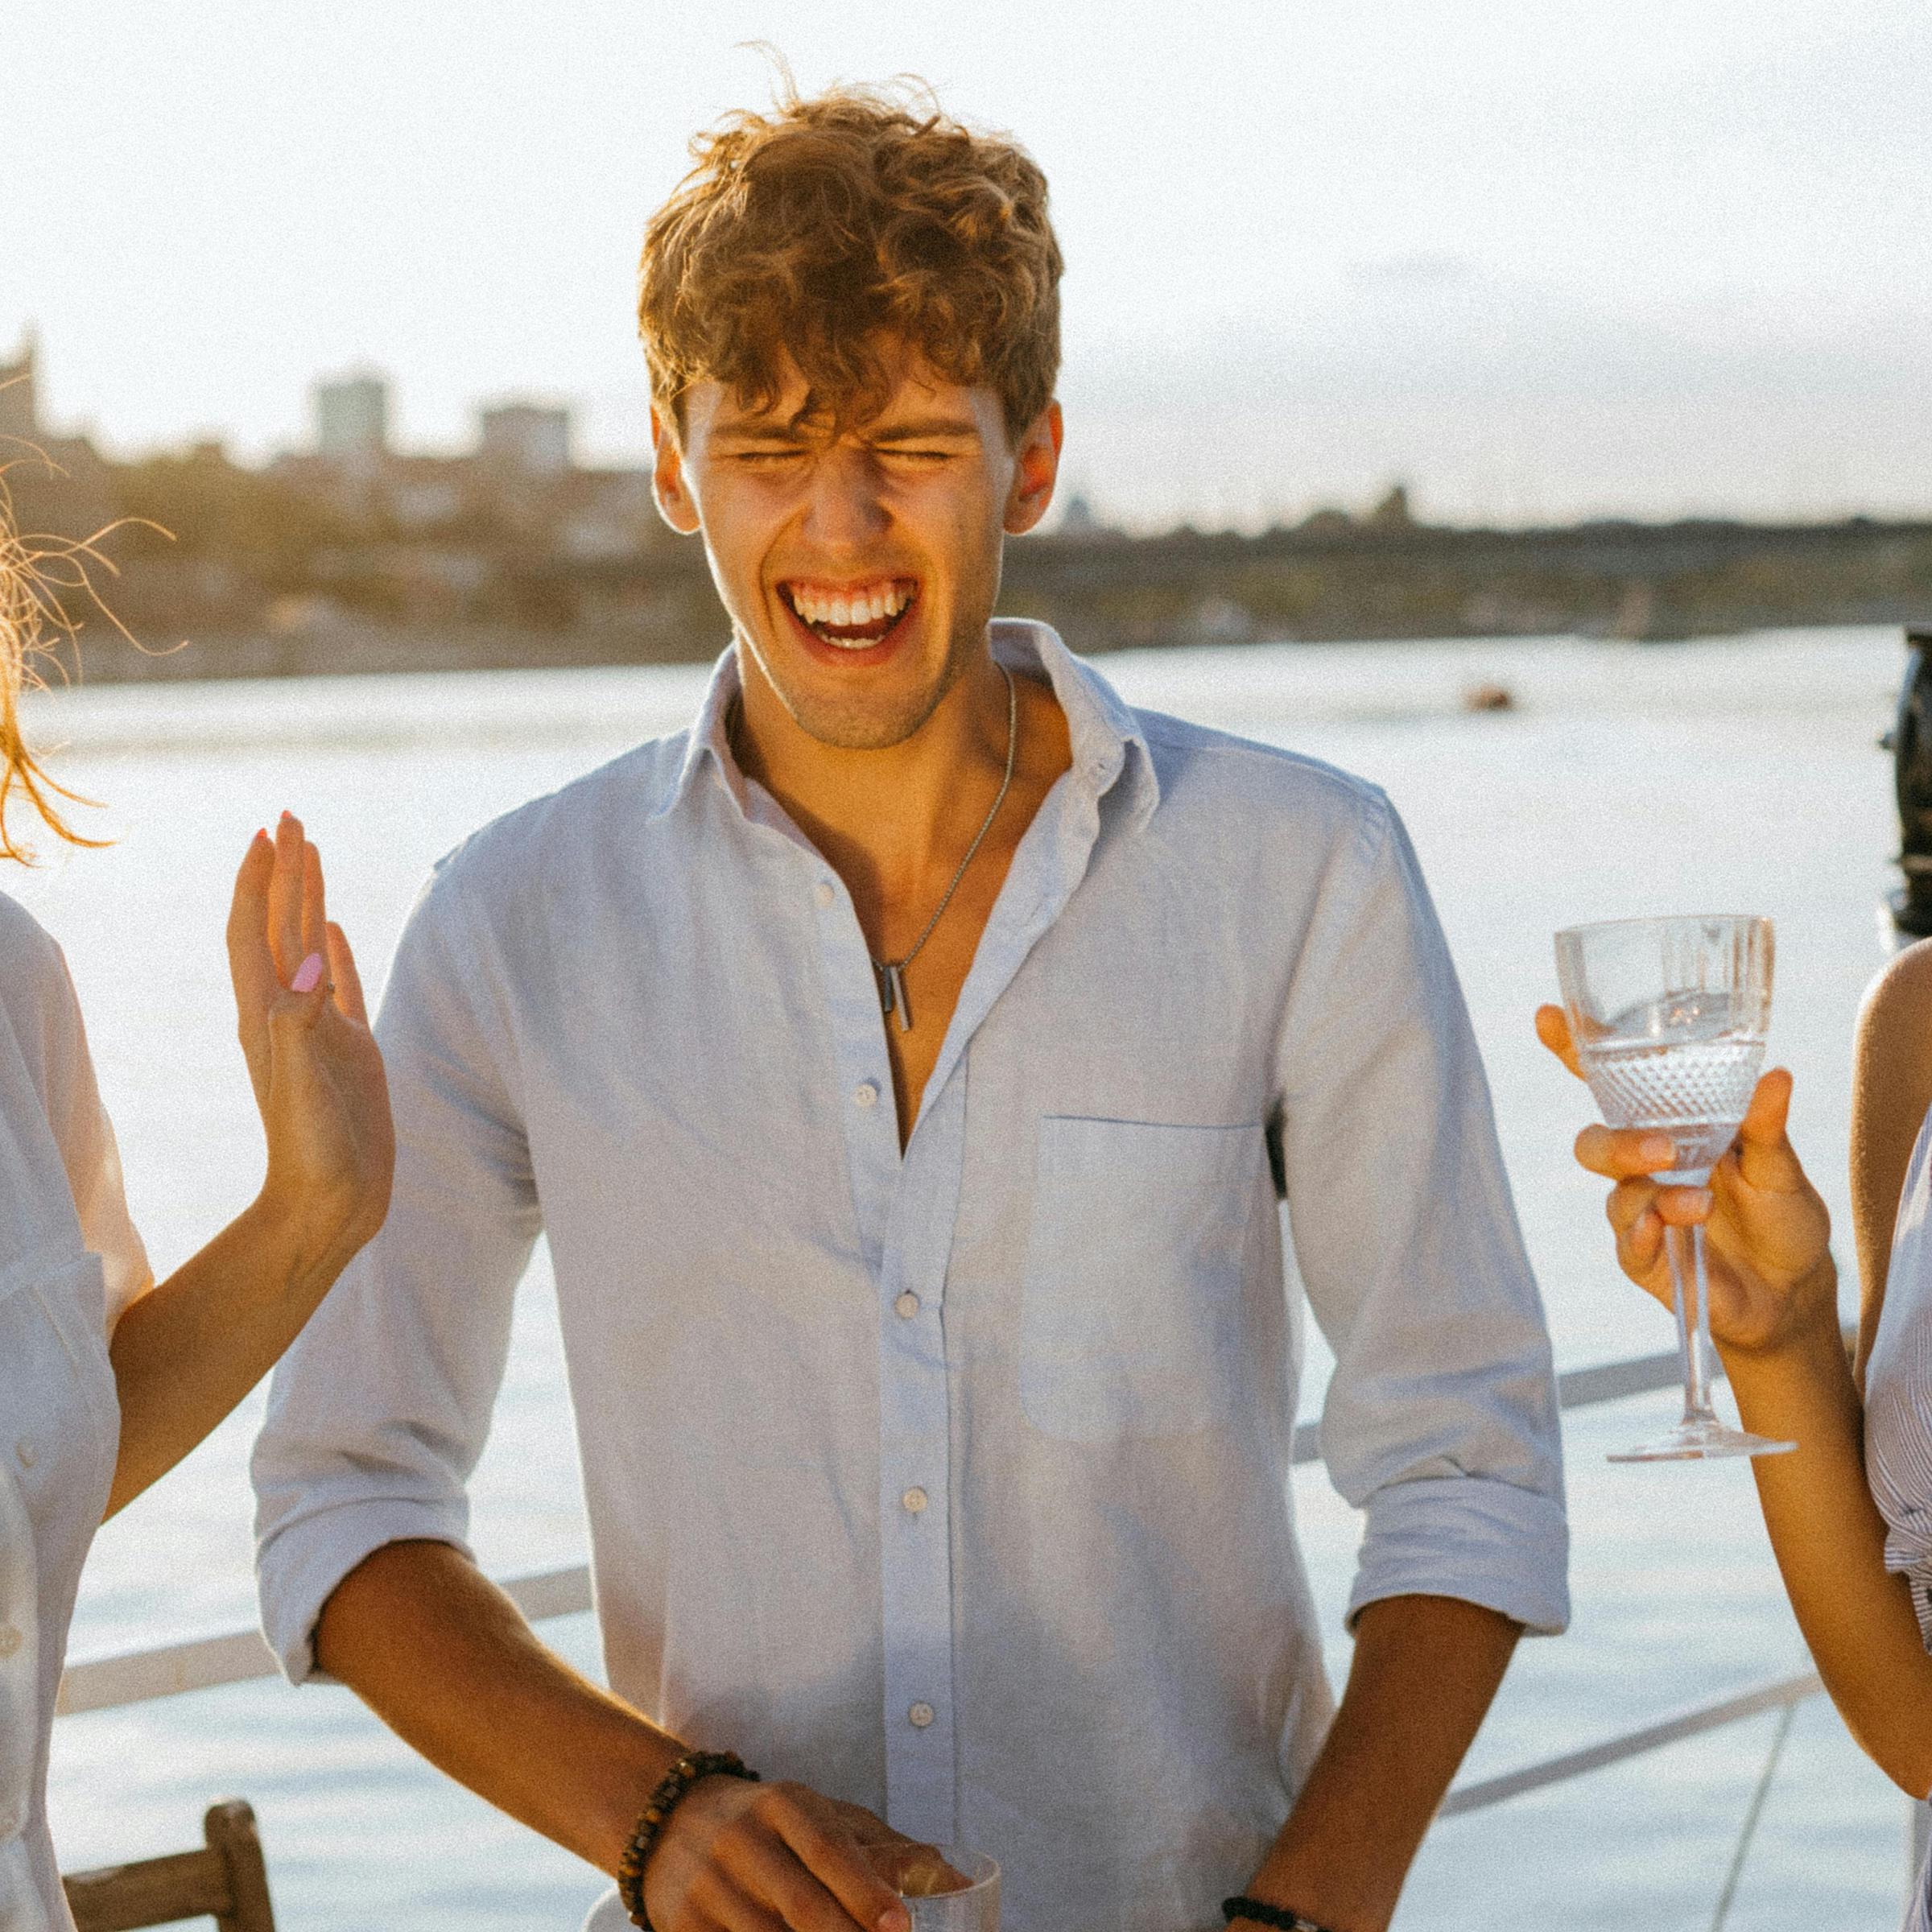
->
xmin=0 ymin=894 xmax=150 ymax=1932
xmin=1864 ymin=1098 xmax=1932 ymax=1932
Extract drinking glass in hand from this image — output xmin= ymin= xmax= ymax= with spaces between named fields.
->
xmin=896 ymin=1849 xmax=999 ymax=1932
xmin=1554 ymin=914 xmax=1794 ymax=1462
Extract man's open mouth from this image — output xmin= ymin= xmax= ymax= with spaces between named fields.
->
xmin=779 ymin=578 xmax=919 ymax=650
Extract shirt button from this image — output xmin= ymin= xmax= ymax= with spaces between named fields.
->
xmin=853 ymin=1081 xmax=879 ymax=1109
xmin=902 ymin=1487 xmax=928 ymax=1514
xmin=0 ymin=1626 xmax=23 ymax=1659
xmin=908 ymin=1701 xmax=935 ymax=1729
xmin=894 ymin=1291 xmax=920 ymax=1319
xmin=815 ymin=879 xmax=836 ymax=908
xmin=14 ymin=1439 xmax=34 ymax=1470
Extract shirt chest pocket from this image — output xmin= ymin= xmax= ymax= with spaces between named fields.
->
xmin=1018 ymin=1117 xmax=1264 ymax=1443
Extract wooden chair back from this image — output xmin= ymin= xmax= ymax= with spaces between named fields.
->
xmin=61 ymin=1799 xmax=276 ymax=1932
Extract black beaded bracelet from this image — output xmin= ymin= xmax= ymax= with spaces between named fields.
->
xmin=1221 ymin=1897 xmax=1336 ymax=1932
xmin=617 ymin=1749 xmax=760 ymax=1929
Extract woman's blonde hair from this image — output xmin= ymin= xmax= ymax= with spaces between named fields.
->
xmin=0 ymin=464 xmax=108 ymax=862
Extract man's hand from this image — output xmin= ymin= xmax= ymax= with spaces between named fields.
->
xmin=1535 ymin=1005 xmax=1836 ymax=1359
xmin=643 ymin=1778 xmax=914 ymax=1932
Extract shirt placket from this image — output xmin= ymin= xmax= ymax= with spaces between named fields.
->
xmin=806 ymin=844 xmax=964 ymax=1841
xmin=781 ymin=716 xmax=1128 ymax=1847
xmin=873 ymin=1077 xmax=968 ymax=1843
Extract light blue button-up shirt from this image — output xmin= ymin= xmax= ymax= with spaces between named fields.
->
xmin=254 ymin=620 xmax=1567 ymax=1932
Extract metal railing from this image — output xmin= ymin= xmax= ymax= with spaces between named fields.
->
xmin=60 ymin=1346 xmax=1695 ymax=1722
xmin=55 ymin=1343 xmax=1905 ymax=1885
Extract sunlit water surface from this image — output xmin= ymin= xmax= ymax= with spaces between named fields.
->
xmin=18 ymin=627 xmax=1923 ymax=1929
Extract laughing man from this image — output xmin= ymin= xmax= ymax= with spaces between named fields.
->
xmin=253 ymin=85 xmax=1567 ymax=1932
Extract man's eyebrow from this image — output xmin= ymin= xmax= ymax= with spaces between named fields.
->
xmin=707 ymin=411 xmax=982 ymax=444
xmin=867 ymin=416 xmax=982 ymax=442
xmin=710 ymin=416 xmax=816 ymax=442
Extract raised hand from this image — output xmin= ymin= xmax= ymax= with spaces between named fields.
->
xmin=1535 ymin=1003 xmax=1836 ymax=1358
xmin=226 ymin=812 xmax=394 ymax=1269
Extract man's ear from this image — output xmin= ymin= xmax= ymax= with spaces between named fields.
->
xmin=650 ymin=404 xmax=702 ymax=535
xmin=1002 ymin=400 xmax=1064 ymax=537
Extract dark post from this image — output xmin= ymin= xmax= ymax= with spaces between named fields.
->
xmin=1892 ymin=629 xmax=1932 ymax=942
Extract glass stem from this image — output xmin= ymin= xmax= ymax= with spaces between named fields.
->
xmin=1665 ymin=1219 xmax=1721 ymax=1427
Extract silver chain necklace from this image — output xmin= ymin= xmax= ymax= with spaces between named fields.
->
xmin=873 ymin=661 xmax=1017 ymax=1033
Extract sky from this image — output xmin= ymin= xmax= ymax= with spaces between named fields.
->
xmin=5 ymin=1 xmax=1929 ymax=530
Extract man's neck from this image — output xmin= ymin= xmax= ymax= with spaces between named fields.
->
xmin=729 ymin=642 xmax=1017 ymax=914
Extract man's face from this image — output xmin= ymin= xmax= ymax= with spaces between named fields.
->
xmin=653 ymin=349 xmax=1062 ymax=752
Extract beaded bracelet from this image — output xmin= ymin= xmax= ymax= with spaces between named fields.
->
xmin=617 ymin=1748 xmax=760 ymax=1929
xmin=1221 ymin=1896 xmax=1336 ymax=1932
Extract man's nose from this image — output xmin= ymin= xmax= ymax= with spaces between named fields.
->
xmin=800 ymin=444 xmax=890 ymax=548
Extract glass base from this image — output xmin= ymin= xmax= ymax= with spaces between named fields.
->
xmin=1607 ymin=1420 xmax=1796 ymax=1463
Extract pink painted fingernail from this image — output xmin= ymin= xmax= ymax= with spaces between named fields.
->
xmin=291 ymin=952 xmax=324 ymax=994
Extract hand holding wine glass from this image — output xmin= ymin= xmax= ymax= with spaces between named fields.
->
xmin=1537 ymin=1008 xmax=1838 ymax=1361
xmin=1548 ymin=914 xmax=1803 ymax=1459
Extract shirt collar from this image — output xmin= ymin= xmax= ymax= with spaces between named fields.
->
xmin=660 ymin=620 xmax=1160 ymax=828
xmin=665 ymin=646 xmax=751 ymax=818
xmin=989 ymin=617 xmax=1159 ymax=828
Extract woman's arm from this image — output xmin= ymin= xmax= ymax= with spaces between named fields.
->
xmin=1850 ymin=939 xmax=1932 ymax=1381
xmin=1537 ymin=1009 xmax=1932 ymax=1794
xmin=105 ymin=815 xmax=392 ymax=1514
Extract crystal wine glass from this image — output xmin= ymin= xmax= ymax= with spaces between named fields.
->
xmin=1554 ymin=914 xmax=1795 ymax=1462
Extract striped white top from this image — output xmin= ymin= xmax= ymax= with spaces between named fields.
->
xmin=1864 ymin=1099 xmax=1932 ymax=1930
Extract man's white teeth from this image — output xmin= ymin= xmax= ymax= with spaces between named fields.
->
xmin=790 ymin=583 xmax=912 ymax=628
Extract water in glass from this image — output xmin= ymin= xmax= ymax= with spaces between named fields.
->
xmin=899 ymin=1849 xmax=999 ymax=1932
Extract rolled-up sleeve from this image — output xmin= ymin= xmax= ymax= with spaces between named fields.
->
xmin=252 ymin=861 xmax=542 ymax=1682
xmin=1273 ymin=786 xmax=1568 ymax=1636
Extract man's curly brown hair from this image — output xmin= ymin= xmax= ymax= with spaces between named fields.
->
xmin=639 ymin=82 xmax=1063 ymax=444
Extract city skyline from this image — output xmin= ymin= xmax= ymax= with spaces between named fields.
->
xmin=6 ymin=2 xmax=1928 ymax=530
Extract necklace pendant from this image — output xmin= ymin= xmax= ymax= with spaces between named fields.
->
xmin=881 ymin=962 xmax=913 ymax=1032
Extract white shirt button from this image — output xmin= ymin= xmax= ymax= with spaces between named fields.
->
xmin=894 ymin=1291 xmax=920 ymax=1319
xmin=14 ymin=1439 xmax=34 ymax=1470
xmin=0 ymin=1625 xmax=23 ymax=1659
xmin=902 ymin=1486 xmax=928 ymax=1514
xmin=814 ymin=879 xmax=836 ymax=908
xmin=853 ymin=1081 xmax=879 ymax=1109
xmin=908 ymin=1701 xmax=935 ymax=1729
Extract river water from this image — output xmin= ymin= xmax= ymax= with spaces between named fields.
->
xmin=18 ymin=626 xmax=1922 ymax=1928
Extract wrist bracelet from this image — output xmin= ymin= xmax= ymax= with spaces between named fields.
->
xmin=1222 ymin=1897 xmax=1336 ymax=1932
xmin=617 ymin=1748 xmax=760 ymax=1929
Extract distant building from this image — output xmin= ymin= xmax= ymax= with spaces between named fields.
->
xmin=477 ymin=401 xmax=572 ymax=475
xmin=314 ymin=372 xmax=390 ymax=461
xmin=1367 ymin=483 xmax=1416 ymax=530
xmin=0 ymin=328 xmax=39 ymax=444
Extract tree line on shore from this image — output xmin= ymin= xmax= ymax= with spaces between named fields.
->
xmin=9 ymin=436 xmax=1930 ymax=683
